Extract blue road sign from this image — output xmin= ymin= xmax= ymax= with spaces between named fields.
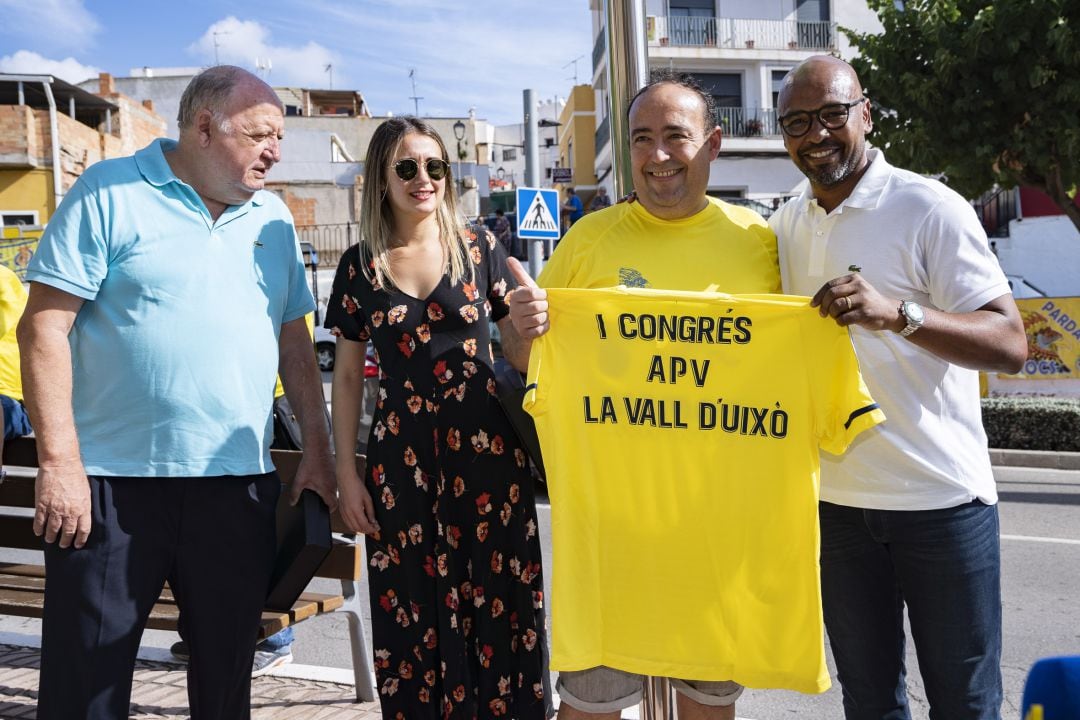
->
xmin=516 ymin=187 xmax=561 ymax=240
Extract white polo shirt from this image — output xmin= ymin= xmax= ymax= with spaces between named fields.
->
xmin=770 ymin=148 xmax=1011 ymax=510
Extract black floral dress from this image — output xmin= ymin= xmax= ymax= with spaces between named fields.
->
xmin=325 ymin=226 xmax=550 ymax=720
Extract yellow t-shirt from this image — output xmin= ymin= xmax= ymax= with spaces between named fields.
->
xmin=524 ymin=287 xmax=884 ymax=693
xmin=273 ymin=312 xmax=316 ymax=399
xmin=0 ymin=266 xmax=27 ymax=402
xmin=539 ymin=197 xmax=780 ymax=294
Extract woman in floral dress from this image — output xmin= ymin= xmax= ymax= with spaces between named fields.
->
xmin=324 ymin=117 xmax=550 ymax=720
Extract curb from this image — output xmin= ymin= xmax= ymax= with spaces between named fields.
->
xmin=989 ymin=449 xmax=1080 ymax=471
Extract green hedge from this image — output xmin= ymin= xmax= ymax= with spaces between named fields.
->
xmin=982 ymin=397 xmax=1080 ymax=452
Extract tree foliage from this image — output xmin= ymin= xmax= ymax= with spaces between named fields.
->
xmin=844 ymin=0 xmax=1080 ymax=231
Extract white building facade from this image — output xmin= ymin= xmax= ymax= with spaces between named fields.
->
xmin=588 ymin=0 xmax=880 ymax=212
xmin=486 ymin=97 xmax=565 ymax=192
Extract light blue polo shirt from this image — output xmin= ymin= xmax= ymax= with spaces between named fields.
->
xmin=28 ymin=138 xmax=315 ymax=477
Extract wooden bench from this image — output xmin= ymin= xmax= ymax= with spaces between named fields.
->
xmin=0 ymin=436 xmax=376 ymax=702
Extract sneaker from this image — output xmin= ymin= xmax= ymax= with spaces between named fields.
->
xmin=251 ymin=646 xmax=293 ymax=678
xmin=170 ymin=640 xmax=190 ymax=663
xmin=171 ymin=639 xmax=293 ymax=677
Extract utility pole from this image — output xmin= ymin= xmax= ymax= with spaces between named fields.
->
xmin=605 ymin=0 xmax=649 ymax=200
xmin=523 ymin=89 xmax=544 ymax=279
xmin=408 ymin=69 xmax=423 ymax=116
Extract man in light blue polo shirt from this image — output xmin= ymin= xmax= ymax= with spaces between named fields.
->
xmin=18 ymin=65 xmax=335 ymax=720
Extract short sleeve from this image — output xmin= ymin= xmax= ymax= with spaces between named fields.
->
xmin=922 ymin=195 xmax=1011 ymax=313
xmin=806 ymin=315 xmax=886 ymax=456
xmin=323 ymin=244 xmax=371 ymax=343
xmin=477 ymin=224 xmax=513 ymax=321
xmin=26 ymin=176 xmax=109 ymax=300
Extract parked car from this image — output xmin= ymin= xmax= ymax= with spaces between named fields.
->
xmin=314 ymin=324 xmax=338 ymax=372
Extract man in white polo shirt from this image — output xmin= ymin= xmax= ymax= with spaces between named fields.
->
xmin=769 ymin=55 xmax=1027 ymax=719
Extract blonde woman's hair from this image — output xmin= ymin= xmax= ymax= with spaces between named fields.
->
xmin=359 ymin=116 xmax=472 ymax=290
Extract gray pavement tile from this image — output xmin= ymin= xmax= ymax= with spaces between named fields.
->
xmin=0 ymin=643 xmax=383 ymax=719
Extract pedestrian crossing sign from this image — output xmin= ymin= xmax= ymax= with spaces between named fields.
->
xmin=516 ymin=187 xmax=561 ymax=240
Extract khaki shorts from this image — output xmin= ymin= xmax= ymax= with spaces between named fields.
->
xmin=556 ymin=666 xmax=743 ymax=713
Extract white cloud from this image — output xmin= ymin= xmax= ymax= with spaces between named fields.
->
xmin=0 ymin=50 xmax=101 ymax=85
xmin=274 ymin=0 xmax=594 ymax=123
xmin=0 ymin=0 xmax=100 ymax=53
xmin=188 ymin=17 xmax=340 ymax=89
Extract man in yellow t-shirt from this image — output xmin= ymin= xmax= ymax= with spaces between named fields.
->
xmin=501 ymin=70 xmax=780 ymax=720
xmin=0 ymin=266 xmax=31 ymax=472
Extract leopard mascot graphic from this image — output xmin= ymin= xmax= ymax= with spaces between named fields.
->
xmin=1022 ymin=311 xmax=1071 ymax=374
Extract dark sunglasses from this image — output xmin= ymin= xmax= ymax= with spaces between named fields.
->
xmin=393 ymin=157 xmax=450 ymax=181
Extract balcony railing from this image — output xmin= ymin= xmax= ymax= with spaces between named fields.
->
xmin=716 ymin=107 xmax=782 ymax=138
xmin=592 ymin=27 xmax=607 ymax=70
xmin=595 ymin=114 xmax=611 ymax=151
xmin=297 ymin=222 xmax=359 ymax=268
xmin=725 ymin=196 xmax=796 ymax=220
xmin=971 ymin=187 xmax=1018 ymax=238
xmin=651 ymin=16 xmax=836 ymax=51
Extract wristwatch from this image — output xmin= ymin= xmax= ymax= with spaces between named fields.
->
xmin=898 ymin=300 xmax=925 ymax=337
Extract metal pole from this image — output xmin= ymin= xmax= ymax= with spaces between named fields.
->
xmin=604 ymin=0 xmax=649 ymax=199
xmin=523 ymin=89 xmax=543 ymax=279
xmin=640 ymin=676 xmax=673 ymax=720
xmin=41 ymin=81 xmax=63 ymax=214
xmin=606 ymin=6 xmax=669 ymax=714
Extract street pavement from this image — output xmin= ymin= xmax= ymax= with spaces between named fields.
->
xmin=1 ymin=445 xmax=1077 ymax=719
xmin=0 ymin=643 xmax=381 ymax=719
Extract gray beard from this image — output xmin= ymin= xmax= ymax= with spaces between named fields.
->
xmin=805 ymin=144 xmax=867 ymax=188
xmin=807 ymin=154 xmax=860 ymax=187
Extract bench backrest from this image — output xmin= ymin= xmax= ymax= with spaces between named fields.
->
xmin=0 ymin=437 xmax=365 ymax=582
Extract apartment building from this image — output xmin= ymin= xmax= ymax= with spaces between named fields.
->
xmin=588 ymin=0 xmax=880 ymax=212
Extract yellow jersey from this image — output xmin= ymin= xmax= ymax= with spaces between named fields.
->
xmin=524 ymin=286 xmax=884 ymax=693
xmin=539 ymin=196 xmax=780 ymax=294
xmin=273 ymin=312 xmax=316 ymax=399
xmin=0 ymin=266 xmax=27 ymax=402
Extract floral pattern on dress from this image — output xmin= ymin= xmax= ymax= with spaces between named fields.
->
xmin=325 ymin=225 xmax=550 ymax=720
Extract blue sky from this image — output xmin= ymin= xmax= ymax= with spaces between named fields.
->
xmin=0 ymin=0 xmax=596 ymax=125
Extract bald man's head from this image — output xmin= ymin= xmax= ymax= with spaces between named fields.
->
xmin=778 ymin=55 xmax=864 ymax=114
xmin=777 ymin=55 xmax=873 ymax=205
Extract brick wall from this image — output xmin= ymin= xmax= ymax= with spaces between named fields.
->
xmin=0 ymin=106 xmax=36 ymax=165
xmin=103 ymin=93 xmax=167 ymax=155
xmin=282 ymin=189 xmax=317 ymax=226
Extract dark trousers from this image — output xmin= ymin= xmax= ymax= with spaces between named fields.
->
xmin=39 ymin=473 xmax=280 ymax=720
xmin=820 ymin=499 xmax=1003 ymax=720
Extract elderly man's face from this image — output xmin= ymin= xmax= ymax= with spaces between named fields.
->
xmin=207 ymin=84 xmax=284 ymax=204
xmin=628 ymin=83 xmax=721 ymax=221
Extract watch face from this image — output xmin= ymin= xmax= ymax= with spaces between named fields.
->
xmin=904 ymin=301 xmax=924 ymax=323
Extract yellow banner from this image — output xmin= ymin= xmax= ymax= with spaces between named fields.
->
xmin=1013 ymin=297 xmax=1080 ymax=378
xmin=0 ymin=230 xmax=41 ymax=282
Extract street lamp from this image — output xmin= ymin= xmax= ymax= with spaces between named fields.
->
xmin=452 ymin=120 xmax=466 ymax=191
